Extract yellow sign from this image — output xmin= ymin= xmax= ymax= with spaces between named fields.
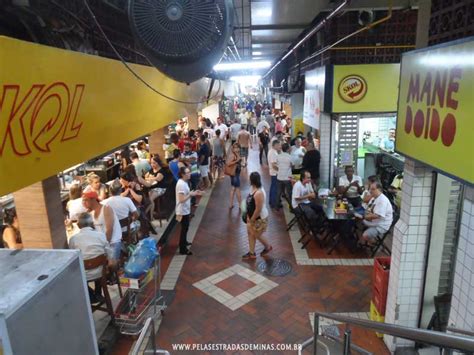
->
xmin=293 ymin=118 xmax=304 ymax=136
xmin=332 ymin=64 xmax=400 ymax=113
xmin=338 ymin=74 xmax=368 ymax=103
xmin=0 ymin=36 xmax=219 ymax=195
xmin=396 ymin=39 xmax=474 ymax=184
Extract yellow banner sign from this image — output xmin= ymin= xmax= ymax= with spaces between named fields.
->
xmin=396 ymin=39 xmax=474 ymax=184
xmin=0 ymin=36 xmax=218 ymax=195
xmin=332 ymin=64 xmax=400 ymax=113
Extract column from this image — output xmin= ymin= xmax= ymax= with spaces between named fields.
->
xmin=384 ymin=159 xmax=434 ymax=351
xmin=13 ymin=176 xmax=67 ymax=249
xmin=319 ymin=113 xmax=333 ymax=188
xmin=149 ymin=127 xmax=168 ymax=157
xmin=448 ymin=186 xmax=474 ymax=337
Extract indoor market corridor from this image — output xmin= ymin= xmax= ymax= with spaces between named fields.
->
xmin=113 ymin=145 xmax=390 ymax=354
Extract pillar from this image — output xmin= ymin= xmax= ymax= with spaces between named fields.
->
xmin=13 ymin=175 xmax=67 ymax=249
xmin=384 ymin=159 xmax=434 ymax=350
xmin=319 ymin=113 xmax=335 ymax=189
xmin=149 ymin=127 xmax=168 ymax=157
xmin=448 ymin=186 xmax=474 ymax=337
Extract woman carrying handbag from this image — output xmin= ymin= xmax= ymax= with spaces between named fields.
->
xmin=225 ymin=143 xmax=242 ymax=210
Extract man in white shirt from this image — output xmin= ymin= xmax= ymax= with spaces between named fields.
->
xmin=229 ymin=119 xmax=241 ymax=145
xmin=69 ymin=212 xmax=110 ymax=303
xmin=290 ymin=138 xmax=306 ymax=174
xmin=276 ymin=143 xmax=293 ymax=210
xmin=267 ymin=140 xmax=281 ymax=209
xmin=291 ymin=170 xmax=316 ymax=209
xmin=358 ymin=182 xmax=393 ymax=244
xmin=256 ymin=119 xmax=270 ymax=134
xmin=338 ymin=165 xmax=364 ymax=207
xmin=102 ymin=180 xmax=139 ymax=233
xmin=214 ymin=117 xmax=228 ymax=140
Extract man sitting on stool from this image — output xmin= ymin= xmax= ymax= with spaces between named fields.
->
xmin=357 ymin=182 xmax=393 ymax=246
xmin=69 ymin=212 xmax=111 ymax=304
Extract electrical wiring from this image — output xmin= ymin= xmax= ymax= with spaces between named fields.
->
xmin=83 ymin=0 xmax=223 ymax=105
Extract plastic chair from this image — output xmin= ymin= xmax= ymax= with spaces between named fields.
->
xmin=83 ymin=254 xmax=115 ymax=321
xmin=368 ymin=211 xmax=399 ymax=257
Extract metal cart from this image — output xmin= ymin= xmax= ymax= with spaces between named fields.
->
xmin=114 ymin=255 xmax=166 ymax=336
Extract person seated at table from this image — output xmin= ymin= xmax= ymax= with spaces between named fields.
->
xmin=82 ymin=191 xmax=122 ymax=261
xmin=68 ymin=212 xmax=110 ymax=304
xmin=361 ymin=175 xmax=379 ymax=208
xmin=357 ymin=182 xmax=393 ymax=246
xmin=1 ymin=208 xmax=23 ymax=249
xmin=67 ymin=183 xmax=87 ymax=221
xmin=291 ymin=170 xmax=322 ymax=215
xmin=145 ymin=156 xmax=171 ymax=220
xmin=136 ymin=141 xmax=150 ymax=160
xmin=102 ymin=180 xmax=139 ymax=233
xmin=130 ymin=152 xmax=151 ymax=178
xmin=84 ymin=173 xmax=107 ymax=201
xmin=338 ymin=165 xmax=363 ymax=207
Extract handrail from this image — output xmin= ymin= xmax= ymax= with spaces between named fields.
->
xmin=312 ymin=312 xmax=474 ymax=352
xmin=299 ymin=337 xmax=330 ymax=355
xmin=447 ymin=326 xmax=474 ymax=337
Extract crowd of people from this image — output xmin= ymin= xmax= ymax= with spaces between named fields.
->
xmin=0 ymin=99 xmax=396 ymax=306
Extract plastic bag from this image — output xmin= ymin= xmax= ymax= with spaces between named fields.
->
xmin=124 ymin=237 xmax=158 ymax=278
xmin=241 ymin=199 xmax=247 ymax=224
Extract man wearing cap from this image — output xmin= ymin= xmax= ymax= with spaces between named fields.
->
xmin=82 ymin=191 xmax=122 ymax=261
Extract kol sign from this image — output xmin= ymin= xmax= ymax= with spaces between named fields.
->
xmin=396 ymin=39 xmax=474 ymax=184
xmin=0 ymin=36 xmax=214 ymax=195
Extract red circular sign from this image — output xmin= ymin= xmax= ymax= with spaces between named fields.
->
xmin=338 ymin=75 xmax=368 ymax=103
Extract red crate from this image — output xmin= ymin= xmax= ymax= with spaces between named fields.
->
xmin=373 ymin=257 xmax=391 ymax=297
xmin=372 ymin=287 xmax=387 ymax=315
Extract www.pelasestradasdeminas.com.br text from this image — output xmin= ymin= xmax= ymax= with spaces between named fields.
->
xmin=171 ymin=343 xmax=302 ymax=352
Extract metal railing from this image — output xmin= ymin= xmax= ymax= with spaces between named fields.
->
xmin=131 ymin=317 xmax=170 ymax=355
xmin=300 ymin=312 xmax=474 ymax=354
xmin=447 ymin=327 xmax=474 ymax=338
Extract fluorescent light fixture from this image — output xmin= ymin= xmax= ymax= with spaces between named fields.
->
xmin=230 ymin=75 xmax=262 ymax=86
xmin=254 ymin=7 xmax=272 ymax=18
xmin=418 ymin=53 xmax=474 ymax=67
xmin=252 ymin=51 xmax=263 ymax=56
xmin=214 ymin=61 xmax=271 ymax=71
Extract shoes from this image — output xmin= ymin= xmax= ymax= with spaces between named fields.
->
xmin=90 ymin=294 xmax=105 ymax=305
xmin=260 ymin=246 xmax=273 ymax=256
xmin=242 ymin=252 xmax=256 ymax=260
xmin=180 ymin=250 xmax=193 ymax=255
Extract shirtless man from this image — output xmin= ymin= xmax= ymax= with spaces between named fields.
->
xmin=236 ymin=125 xmax=251 ymax=167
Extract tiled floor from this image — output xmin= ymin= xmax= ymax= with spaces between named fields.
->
xmin=110 ymin=146 xmax=389 ymax=354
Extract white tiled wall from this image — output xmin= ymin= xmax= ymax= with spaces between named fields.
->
xmin=448 ymin=186 xmax=474 ymax=336
xmin=319 ymin=113 xmax=332 ymax=188
xmin=385 ymin=159 xmax=434 ymax=351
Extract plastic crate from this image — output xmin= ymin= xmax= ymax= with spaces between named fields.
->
xmin=372 ymin=287 xmax=387 ymax=315
xmin=370 ymin=301 xmax=385 ymax=338
xmin=373 ymin=257 xmax=391 ymax=299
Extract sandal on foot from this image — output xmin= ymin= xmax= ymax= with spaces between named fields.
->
xmin=260 ymin=246 xmax=273 ymax=256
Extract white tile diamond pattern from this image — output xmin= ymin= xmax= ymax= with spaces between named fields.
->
xmin=193 ymin=264 xmax=278 ymax=311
